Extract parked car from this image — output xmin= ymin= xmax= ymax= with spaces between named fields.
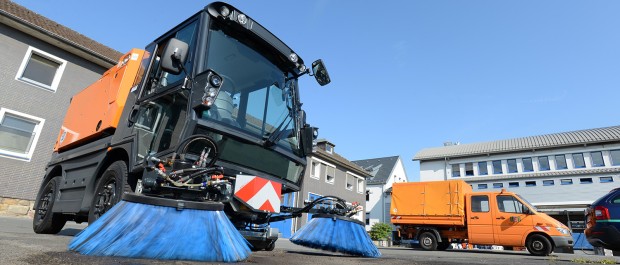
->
xmin=585 ymin=187 xmax=620 ymax=251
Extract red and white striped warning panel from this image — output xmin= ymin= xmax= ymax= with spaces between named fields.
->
xmin=234 ymin=175 xmax=282 ymax=213
xmin=534 ymin=226 xmax=550 ymax=231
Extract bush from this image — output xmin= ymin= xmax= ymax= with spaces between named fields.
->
xmin=369 ymin=222 xmax=392 ymax=241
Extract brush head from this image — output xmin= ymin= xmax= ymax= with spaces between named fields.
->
xmin=290 ymin=214 xmax=381 ymax=258
xmin=68 ymin=195 xmax=251 ymax=262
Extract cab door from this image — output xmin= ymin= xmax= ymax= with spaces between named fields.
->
xmin=493 ymin=194 xmax=534 ymax=246
xmin=467 ymin=194 xmax=496 ymax=245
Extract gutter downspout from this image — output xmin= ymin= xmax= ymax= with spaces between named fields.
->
xmin=444 ymin=157 xmax=448 ymax=181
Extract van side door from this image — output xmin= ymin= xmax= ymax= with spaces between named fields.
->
xmin=493 ymin=194 xmax=534 ymax=246
xmin=466 ymin=194 xmax=496 ymax=245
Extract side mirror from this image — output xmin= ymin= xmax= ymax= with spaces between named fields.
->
xmin=161 ymin=38 xmax=189 ymax=75
xmin=312 ymin=59 xmax=331 ymax=86
xmin=301 ymin=126 xmax=318 ymax=156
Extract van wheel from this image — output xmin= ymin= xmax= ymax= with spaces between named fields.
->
xmin=526 ymin=234 xmax=552 ymax=256
xmin=88 ymin=161 xmax=129 ymax=223
xmin=419 ymin=232 xmax=438 ymax=251
xmin=438 ymin=240 xmax=451 ymax=251
xmin=33 ymin=176 xmax=67 ymax=234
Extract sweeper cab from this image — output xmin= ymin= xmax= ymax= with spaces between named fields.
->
xmin=32 ymin=2 xmax=374 ymax=258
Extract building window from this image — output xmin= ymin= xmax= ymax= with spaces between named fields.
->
xmin=15 ymin=47 xmax=67 ymax=92
xmin=543 ymin=180 xmax=554 ymax=186
xmin=0 ymin=108 xmax=45 ymax=161
xmin=465 ymin=163 xmax=474 ymax=176
xmin=600 ymin=176 xmax=614 ymax=183
xmin=365 ymin=190 xmax=370 ymax=201
xmin=325 ymin=144 xmax=333 ymax=154
xmin=478 ymin=161 xmax=488 ymax=175
xmin=478 ymin=184 xmax=488 ymax=189
xmin=591 ymin=151 xmax=605 ymax=167
xmin=538 ymin=156 xmax=550 ymax=171
xmin=325 ymin=165 xmax=335 ymax=184
xmin=507 ymin=159 xmax=518 ymax=173
xmin=492 ymin=160 xmax=502 ymax=174
xmin=555 ymin=154 xmax=567 ymax=170
xmin=345 ymin=173 xmax=355 ymax=191
xmin=522 ymin=157 xmax=533 ymax=172
xmin=451 ymin=164 xmax=461 ymax=178
xmin=509 ymin=182 xmax=519 ymax=188
xmin=310 ymin=161 xmax=320 ymax=179
xmin=493 ymin=183 xmax=503 ymax=189
xmin=561 ymin=179 xmax=573 ymax=185
xmin=610 ymin=150 xmax=620 ymax=166
xmin=580 ymin=178 xmax=593 ymax=184
xmin=572 ymin=153 xmax=586 ymax=169
xmin=357 ymin=178 xmax=364 ymax=194
xmin=525 ymin=181 xmax=536 ymax=187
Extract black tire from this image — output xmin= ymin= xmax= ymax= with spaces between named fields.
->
xmin=437 ymin=240 xmax=451 ymax=251
xmin=264 ymin=241 xmax=276 ymax=251
xmin=526 ymin=234 xmax=552 ymax=256
xmin=419 ymin=232 xmax=438 ymax=251
xmin=33 ymin=176 xmax=67 ymax=234
xmin=88 ymin=161 xmax=130 ymax=223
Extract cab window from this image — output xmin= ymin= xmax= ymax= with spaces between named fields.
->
xmin=141 ymin=20 xmax=199 ymax=98
xmin=471 ymin=195 xmax=489 ymax=212
xmin=497 ymin=195 xmax=525 ymax=213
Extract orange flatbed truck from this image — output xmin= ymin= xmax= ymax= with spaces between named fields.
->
xmin=390 ymin=180 xmax=574 ymax=256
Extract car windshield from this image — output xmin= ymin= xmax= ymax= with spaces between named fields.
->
xmin=200 ymin=22 xmax=300 ymax=154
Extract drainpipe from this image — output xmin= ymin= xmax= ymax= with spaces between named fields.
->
xmin=381 ymin=185 xmax=385 ymax=224
xmin=444 ymin=157 xmax=448 ymax=181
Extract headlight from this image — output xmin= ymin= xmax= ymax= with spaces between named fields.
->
xmin=555 ymin=227 xmax=570 ymax=235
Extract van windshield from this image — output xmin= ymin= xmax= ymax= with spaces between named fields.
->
xmin=516 ymin=194 xmax=538 ymax=212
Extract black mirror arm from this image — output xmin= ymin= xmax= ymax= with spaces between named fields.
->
xmin=171 ymin=53 xmax=192 ymax=89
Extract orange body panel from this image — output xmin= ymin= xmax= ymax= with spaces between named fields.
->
xmin=54 ymin=49 xmax=146 ymax=152
xmin=391 ymin=180 xmax=471 ymax=226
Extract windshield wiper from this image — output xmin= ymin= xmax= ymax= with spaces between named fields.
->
xmin=263 ymin=115 xmax=292 ymax=147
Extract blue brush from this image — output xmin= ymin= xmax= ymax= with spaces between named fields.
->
xmin=290 ymin=214 xmax=381 ymax=257
xmin=68 ymin=194 xmax=251 ymax=262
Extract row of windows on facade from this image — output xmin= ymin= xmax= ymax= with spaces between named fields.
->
xmin=452 ymin=151 xmax=618 ymax=178
xmin=0 ymin=47 xmax=66 ymax=161
xmin=310 ymin=161 xmax=364 ymax=194
xmin=474 ymin=176 xmax=615 ymax=190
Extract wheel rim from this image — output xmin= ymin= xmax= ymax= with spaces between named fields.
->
xmin=422 ymin=236 xmax=433 ymax=247
xmin=531 ymin=240 xmax=544 ymax=251
xmin=36 ymin=185 xmax=53 ymax=221
xmin=93 ymin=178 xmax=117 ymax=218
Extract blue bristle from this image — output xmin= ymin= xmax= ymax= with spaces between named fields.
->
xmin=68 ymin=200 xmax=251 ymax=262
xmin=290 ymin=216 xmax=381 ymax=258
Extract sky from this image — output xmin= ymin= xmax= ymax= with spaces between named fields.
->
xmin=13 ymin=0 xmax=620 ymax=182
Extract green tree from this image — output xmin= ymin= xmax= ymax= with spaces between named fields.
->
xmin=369 ymin=222 xmax=392 ymax=241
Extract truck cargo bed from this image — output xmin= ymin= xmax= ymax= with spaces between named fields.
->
xmin=390 ymin=180 xmax=472 ymax=226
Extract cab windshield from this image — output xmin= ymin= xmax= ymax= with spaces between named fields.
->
xmin=200 ymin=23 xmax=300 ymax=155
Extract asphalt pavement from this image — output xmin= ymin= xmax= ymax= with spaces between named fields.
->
xmin=1 ymin=216 xmax=618 ymax=265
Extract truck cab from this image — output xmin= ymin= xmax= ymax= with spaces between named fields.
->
xmin=466 ymin=189 xmax=573 ymax=255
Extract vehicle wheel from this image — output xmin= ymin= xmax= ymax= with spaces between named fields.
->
xmin=437 ymin=240 xmax=451 ymax=251
xmin=526 ymin=234 xmax=552 ymax=256
xmin=88 ymin=161 xmax=130 ymax=223
xmin=264 ymin=241 xmax=276 ymax=251
xmin=419 ymin=232 xmax=438 ymax=251
xmin=33 ymin=176 xmax=67 ymax=234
